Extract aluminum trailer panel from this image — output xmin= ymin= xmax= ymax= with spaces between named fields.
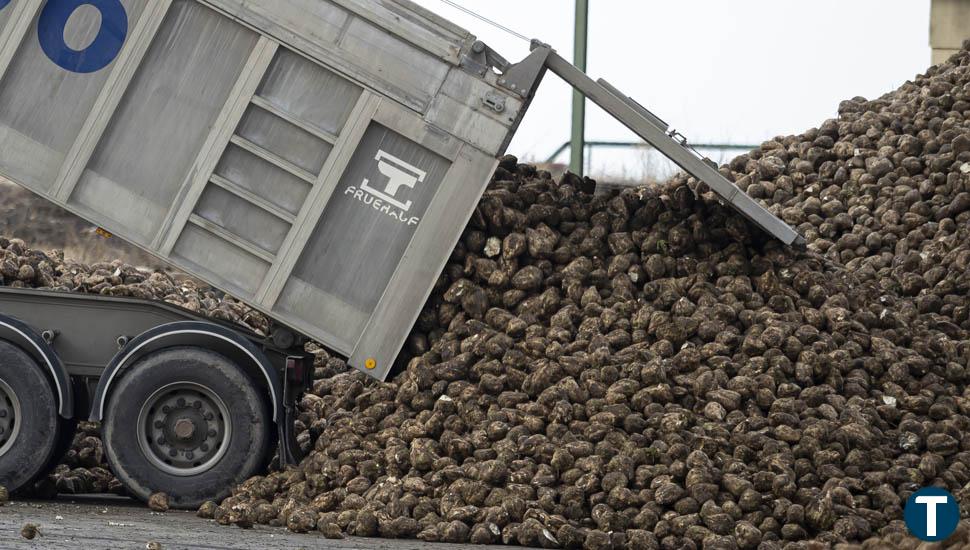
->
xmin=0 ymin=0 xmax=533 ymax=380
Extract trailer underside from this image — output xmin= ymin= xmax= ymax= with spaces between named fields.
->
xmin=0 ymin=286 xmax=310 ymax=506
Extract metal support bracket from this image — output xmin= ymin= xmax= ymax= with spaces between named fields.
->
xmin=496 ymin=41 xmax=552 ymax=98
xmin=460 ymin=40 xmax=510 ymax=76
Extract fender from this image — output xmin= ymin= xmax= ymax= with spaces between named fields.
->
xmin=90 ymin=321 xmax=283 ymax=423
xmin=0 ymin=313 xmax=74 ymax=418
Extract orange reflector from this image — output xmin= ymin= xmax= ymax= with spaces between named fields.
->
xmin=364 ymin=358 xmax=377 ymax=369
xmin=95 ymin=227 xmax=113 ymax=238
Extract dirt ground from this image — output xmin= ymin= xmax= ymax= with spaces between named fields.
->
xmin=0 ymin=495 xmax=514 ymax=550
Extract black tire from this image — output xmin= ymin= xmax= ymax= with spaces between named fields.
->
xmin=102 ymin=347 xmax=271 ymax=509
xmin=0 ymin=340 xmax=60 ymax=493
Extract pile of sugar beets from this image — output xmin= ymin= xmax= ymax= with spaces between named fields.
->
xmin=3 ymin=42 xmax=970 ymax=550
xmin=202 ymin=44 xmax=970 ymax=549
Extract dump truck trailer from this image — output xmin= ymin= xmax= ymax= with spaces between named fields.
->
xmin=0 ymin=0 xmax=801 ymax=507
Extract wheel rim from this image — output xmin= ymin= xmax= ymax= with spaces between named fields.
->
xmin=0 ymin=378 xmax=20 ymax=457
xmin=136 ymin=382 xmax=231 ymax=477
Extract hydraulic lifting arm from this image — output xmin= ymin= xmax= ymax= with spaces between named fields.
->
xmin=494 ymin=43 xmax=805 ymax=247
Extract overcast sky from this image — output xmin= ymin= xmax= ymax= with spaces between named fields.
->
xmin=412 ymin=0 xmax=933 ymax=176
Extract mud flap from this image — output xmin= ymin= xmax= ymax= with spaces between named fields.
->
xmin=279 ymin=355 xmax=311 ymax=466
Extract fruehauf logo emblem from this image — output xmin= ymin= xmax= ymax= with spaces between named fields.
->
xmin=904 ymin=487 xmax=960 ymax=541
xmin=344 ymin=150 xmax=425 ymax=226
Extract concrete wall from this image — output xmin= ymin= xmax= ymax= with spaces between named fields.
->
xmin=931 ymin=0 xmax=970 ymax=64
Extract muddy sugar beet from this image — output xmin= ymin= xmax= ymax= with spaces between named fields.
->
xmin=6 ymin=42 xmax=970 ymax=550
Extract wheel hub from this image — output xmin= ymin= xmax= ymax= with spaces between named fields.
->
xmin=137 ymin=382 xmax=231 ymax=476
xmin=173 ymin=418 xmax=196 ymax=440
xmin=0 ymin=378 xmax=20 ymax=457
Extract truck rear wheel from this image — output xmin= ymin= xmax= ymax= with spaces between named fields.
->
xmin=0 ymin=340 xmax=60 ymax=493
xmin=102 ymin=347 xmax=271 ymax=509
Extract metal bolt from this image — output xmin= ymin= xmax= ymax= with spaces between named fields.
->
xmin=156 ymin=437 xmax=166 ymax=445
xmin=207 ymin=429 xmax=217 ymax=438
xmin=193 ymin=400 xmax=202 ymax=409
xmin=204 ymin=413 xmax=213 ymax=421
xmin=162 ymin=405 xmax=171 ymax=414
xmin=169 ymin=449 xmax=178 ymax=457
xmin=186 ymin=451 xmax=194 ymax=460
xmin=176 ymin=398 xmax=186 ymax=407
xmin=200 ymin=443 xmax=209 ymax=452
xmin=154 ymin=420 xmax=163 ymax=429
xmin=0 ymin=409 xmax=7 ymax=418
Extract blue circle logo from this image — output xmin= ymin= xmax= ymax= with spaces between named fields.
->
xmin=904 ymin=487 xmax=960 ymax=541
xmin=37 ymin=0 xmax=128 ymax=73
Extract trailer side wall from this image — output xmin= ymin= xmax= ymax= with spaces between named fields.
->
xmin=0 ymin=0 xmax=529 ymax=379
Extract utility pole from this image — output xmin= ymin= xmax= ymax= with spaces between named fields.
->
xmin=570 ymin=0 xmax=588 ymax=175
